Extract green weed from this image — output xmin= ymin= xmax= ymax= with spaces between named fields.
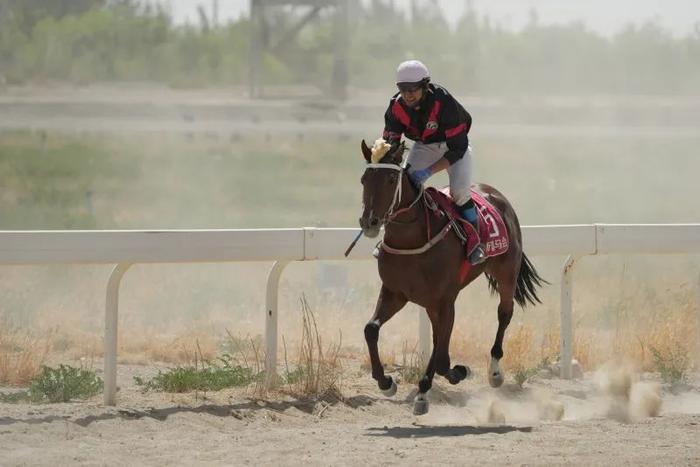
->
xmin=27 ymin=364 xmax=103 ymax=403
xmin=650 ymin=343 xmax=689 ymax=386
xmin=134 ymin=353 xmax=259 ymax=393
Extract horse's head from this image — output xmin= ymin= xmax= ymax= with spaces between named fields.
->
xmin=358 ymin=138 xmax=407 ymax=238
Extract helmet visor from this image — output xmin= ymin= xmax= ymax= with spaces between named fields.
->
xmin=397 ymin=82 xmax=423 ymax=93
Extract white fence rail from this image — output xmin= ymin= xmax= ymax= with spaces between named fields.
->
xmin=1 ymin=224 xmax=699 ymax=405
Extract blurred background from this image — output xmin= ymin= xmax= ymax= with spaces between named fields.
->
xmin=0 ymin=0 xmax=698 ymax=374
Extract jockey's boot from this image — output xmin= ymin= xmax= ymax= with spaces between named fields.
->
xmin=459 ymin=201 xmax=486 ymax=265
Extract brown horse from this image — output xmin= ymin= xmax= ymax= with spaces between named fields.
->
xmin=358 ymin=140 xmax=546 ymax=415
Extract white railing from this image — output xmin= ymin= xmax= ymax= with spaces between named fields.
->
xmin=1 ymin=224 xmax=699 ymax=405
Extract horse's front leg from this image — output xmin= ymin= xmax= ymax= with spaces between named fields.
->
xmin=364 ymin=286 xmax=407 ymax=396
xmin=413 ymin=310 xmax=439 ymax=415
xmin=414 ymin=301 xmax=471 ymax=415
xmin=489 ymin=296 xmax=514 ymax=388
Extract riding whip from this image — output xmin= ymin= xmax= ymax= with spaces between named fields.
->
xmin=344 ymin=230 xmax=363 ymax=257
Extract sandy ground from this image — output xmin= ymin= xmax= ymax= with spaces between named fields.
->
xmin=2 ymin=359 xmax=700 ymax=466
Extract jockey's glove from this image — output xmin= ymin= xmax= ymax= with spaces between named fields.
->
xmin=409 ymin=168 xmax=432 ymax=185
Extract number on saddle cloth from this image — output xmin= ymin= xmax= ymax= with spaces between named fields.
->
xmin=427 ymin=187 xmax=510 ymax=259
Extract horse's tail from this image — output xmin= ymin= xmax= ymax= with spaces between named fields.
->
xmin=485 ymin=252 xmax=548 ymax=308
xmin=514 ymin=253 xmax=548 ymax=307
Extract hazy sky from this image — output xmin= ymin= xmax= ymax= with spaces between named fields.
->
xmin=160 ymin=0 xmax=700 ymax=37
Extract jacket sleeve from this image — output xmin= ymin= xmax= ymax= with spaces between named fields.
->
xmin=442 ymin=98 xmax=471 ymax=165
xmin=382 ymin=99 xmax=405 ymax=143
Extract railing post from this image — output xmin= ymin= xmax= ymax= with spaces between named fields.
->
xmin=418 ymin=306 xmax=431 ymax=361
xmin=265 ymin=260 xmax=289 ymax=388
xmin=104 ymin=263 xmax=131 ymax=406
xmin=696 ymin=270 xmax=700 ymax=368
xmin=560 ymin=255 xmax=576 ymax=379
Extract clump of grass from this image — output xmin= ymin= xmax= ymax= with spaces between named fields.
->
xmin=0 ymin=325 xmax=52 ymax=386
xmin=649 ymin=343 xmax=689 ymax=385
xmin=29 ymin=364 xmax=103 ymax=403
xmin=7 ymin=364 xmax=104 ymax=403
xmin=512 ymin=365 xmax=539 ymax=387
xmin=134 ymin=352 xmax=259 ymax=393
xmin=281 ymin=295 xmax=342 ymax=399
xmin=397 ymin=341 xmax=426 ymax=384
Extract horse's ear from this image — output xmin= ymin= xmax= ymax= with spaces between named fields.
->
xmin=387 ymin=140 xmax=405 ymax=163
xmin=361 ymin=139 xmax=372 ymax=163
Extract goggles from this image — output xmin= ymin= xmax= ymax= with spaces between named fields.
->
xmin=397 ymin=82 xmax=423 ymax=93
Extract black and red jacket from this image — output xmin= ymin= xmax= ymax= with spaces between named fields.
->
xmin=383 ymin=83 xmax=472 ymax=165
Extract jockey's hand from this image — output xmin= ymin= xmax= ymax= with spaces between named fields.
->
xmin=409 ymin=168 xmax=432 ymax=185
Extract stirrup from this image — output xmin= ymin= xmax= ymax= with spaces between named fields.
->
xmin=469 ymin=244 xmax=486 ymax=265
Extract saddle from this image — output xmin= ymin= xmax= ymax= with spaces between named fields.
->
xmin=425 ymin=187 xmax=510 ymax=281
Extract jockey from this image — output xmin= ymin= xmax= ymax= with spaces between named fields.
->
xmin=382 ymin=59 xmax=485 ymax=265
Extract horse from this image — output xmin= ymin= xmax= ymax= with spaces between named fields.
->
xmin=358 ymin=139 xmax=547 ymax=415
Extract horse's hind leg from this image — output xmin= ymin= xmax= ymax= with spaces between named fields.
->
xmin=489 ymin=269 xmax=516 ymax=388
xmin=364 ymin=286 xmax=407 ymax=396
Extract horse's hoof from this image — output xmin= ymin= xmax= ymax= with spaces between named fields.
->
xmin=446 ymin=365 xmax=471 ymax=385
xmin=455 ymin=365 xmax=471 ymax=380
xmin=413 ymin=395 xmax=429 ymax=415
xmin=488 ymin=358 xmax=504 ymax=388
xmin=489 ymin=372 xmax=504 ymax=388
xmin=381 ymin=379 xmax=397 ymax=397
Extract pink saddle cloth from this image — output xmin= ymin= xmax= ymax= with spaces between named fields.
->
xmin=426 ymin=187 xmax=510 ymax=280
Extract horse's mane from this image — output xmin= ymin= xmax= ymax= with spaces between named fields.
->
xmin=370 ymin=138 xmax=392 ymax=163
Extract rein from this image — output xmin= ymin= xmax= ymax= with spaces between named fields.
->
xmin=365 ymin=162 xmax=448 ymax=256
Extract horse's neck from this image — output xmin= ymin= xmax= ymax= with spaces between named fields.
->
xmin=383 ymin=178 xmax=439 ymax=248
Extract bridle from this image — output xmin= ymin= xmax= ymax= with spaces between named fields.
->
xmin=364 ymin=162 xmax=424 ymax=224
xmin=363 ymin=161 xmax=454 ymax=256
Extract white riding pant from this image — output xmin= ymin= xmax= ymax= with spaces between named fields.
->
xmin=406 ymin=142 xmax=473 ymax=206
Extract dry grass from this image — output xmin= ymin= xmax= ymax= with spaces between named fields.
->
xmin=360 ymin=348 xmax=397 ymax=373
xmin=396 ymin=340 xmax=427 ymax=384
xmin=612 ymin=306 xmax=696 ymax=377
xmin=448 ymin=312 xmax=697 ymax=381
xmin=49 ymin=326 xmax=221 ymax=366
xmin=119 ymin=330 xmax=219 ymax=365
xmin=501 ymin=325 xmax=537 ymax=372
xmin=538 ymin=326 xmax=601 ymax=371
xmin=0 ymin=325 xmax=52 ymax=386
xmin=450 ymin=327 xmax=492 ymax=369
xmin=1 ymin=286 xmax=695 ymax=390
xmin=281 ymin=295 xmax=343 ymax=399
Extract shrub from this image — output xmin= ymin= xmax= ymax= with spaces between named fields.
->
xmin=649 ymin=343 xmax=689 ymax=385
xmin=134 ymin=354 xmax=258 ymax=393
xmin=28 ymin=364 xmax=103 ymax=403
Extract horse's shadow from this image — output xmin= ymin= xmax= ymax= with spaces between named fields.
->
xmin=366 ymin=424 xmax=533 ymax=438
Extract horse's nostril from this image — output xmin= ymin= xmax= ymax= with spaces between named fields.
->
xmin=369 ymin=218 xmax=379 ymax=227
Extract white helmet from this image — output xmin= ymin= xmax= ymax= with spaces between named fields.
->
xmin=396 ymin=60 xmax=430 ymax=84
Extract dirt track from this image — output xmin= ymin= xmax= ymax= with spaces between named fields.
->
xmin=2 ymin=362 xmax=699 ymax=466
